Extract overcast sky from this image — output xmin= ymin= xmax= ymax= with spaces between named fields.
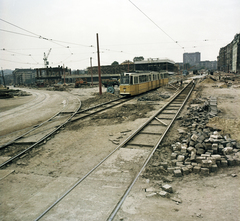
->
xmin=0 ymin=0 xmax=239 ymax=70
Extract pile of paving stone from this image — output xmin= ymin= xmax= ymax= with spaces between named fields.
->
xmin=0 ymin=88 xmax=31 ymax=98
xmin=138 ymin=92 xmax=171 ymax=101
xmin=165 ymin=96 xmax=240 ymax=177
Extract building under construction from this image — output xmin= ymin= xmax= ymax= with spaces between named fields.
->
xmin=35 ymin=66 xmax=71 ymax=86
xmin=11 ymin=58 xmax=178 ymax=86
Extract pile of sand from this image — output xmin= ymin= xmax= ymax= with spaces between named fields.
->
xmin=219 ymin=83 xmax=228 ymax=88
xmin=201 ymin=77 xmax=216 ymax=84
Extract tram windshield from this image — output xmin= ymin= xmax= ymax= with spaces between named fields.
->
xmin=120 ymin=74 xmax=130 ymax=84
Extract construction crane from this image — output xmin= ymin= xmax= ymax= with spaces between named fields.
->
xmin=43 ymin=48 xmax=52 ymax=68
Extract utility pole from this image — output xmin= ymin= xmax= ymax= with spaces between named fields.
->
xmin=90 ymin=57 xmax=93 ymax=87
xmin=96 ymin=33 xmax=102 ymax=95
xmin=1 ymin=68 xmax=6 ymax=88
xmin=63 ymin=64 xmax=66 ymax=85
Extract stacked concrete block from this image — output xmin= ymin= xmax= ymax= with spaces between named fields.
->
xmin=201 ymin=168 xmax=209 ymax=175
xmin=162 ymin=184 xmax=173 ymax=193
xmin=167 ymin=96 xmax=240 ymax=178
xmin=167 ymin=167 xmax=175 ymax=173
xmin=173 ymin=169 xmax=182 ymax=177
xmin=182 ymin=167 xmax=189 ymax=175
xmin=161 ymin=162 xmax=168 ymax=169
xmin=193 ymin=166 xmax=201 ymax=173
xmin=159 ymin=191 xmax=170 ymax=198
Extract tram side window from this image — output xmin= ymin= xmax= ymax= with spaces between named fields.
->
xmin=149 ymin=75 xmax=151 ymax=81
xmin=134 ymin=76 xmax=139 ymax=84
xmin=121 ymin=74 xmax=129 ymax=84
xmin=139 ymin=75 xmax=148 ymax=83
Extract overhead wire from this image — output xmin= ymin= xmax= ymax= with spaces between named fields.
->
xmin=128 ymin=0 xmax=183 ymax=49
xmin=0 ymin=28 xmax=40 ymax=39
xmin=0 ymin=58 xmax=39 ymax=65
xmin=1 ymin=48 xmax=32 ymax=56
xmin=0 ymin=18 xmax=101 ymax=67
xmin=0 ymin=18 xmax=93 ymax=48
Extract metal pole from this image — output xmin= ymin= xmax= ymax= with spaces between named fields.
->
xmin=96 ymin=33 xmax=102 ymax=95
xmin=63 ymin=64 xmax=66 ymax=85
xmin=90 ymin=57 xmax=93 ymax=87
xmin=1 ymin=68 xmax=6 ymax=87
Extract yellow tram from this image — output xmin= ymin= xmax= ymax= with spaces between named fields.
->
xmin=119 ymin=71 xmax=169 ymax=96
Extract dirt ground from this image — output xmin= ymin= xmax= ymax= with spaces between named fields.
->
xmin=116 ymin=75 xmax=240 ymax=221
xmin=0 ymin=75 xmax=239 ymax=221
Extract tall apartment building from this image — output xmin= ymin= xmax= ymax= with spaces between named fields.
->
xmin=183 ymin=52 xmax=201 ymax=65
xmin=217 ymin=33 xmax=240 ymax=73
xmin=232 ymin=34 xmax=240 ymax=72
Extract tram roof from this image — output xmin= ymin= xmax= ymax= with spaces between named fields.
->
xmin=123 ymin=71 xmax=168 ymax=76
xmin=134 ymin=58 xmax=175 ymax=65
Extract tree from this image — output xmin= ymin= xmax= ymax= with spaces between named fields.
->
xmin=133 ymin=56 xmax=144 ymax=62
xmin=111 ymin=61 xmax=119 ymax=66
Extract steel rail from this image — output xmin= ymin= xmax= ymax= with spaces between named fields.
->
xmin=0 ymin=97 xmax=69 ymax=149
xmin=107 ymin=82 xmax=194 ymax=221
xmin=34 ymin=82 xmax=192 ymax=221
xmin=0 ymin=96 xmax=133 ymax=168
xmin=70 ymin=97 xmax=132 ymax=123
xmin=0 ymin=97 xmax=81 ymax=168
xmin=75 ymin=97 xmax=123 ymax=115
xmin=0 ymin=93 xmax=76 ymax=149
xmin=0 ymin=91 xmax=48 ymax=118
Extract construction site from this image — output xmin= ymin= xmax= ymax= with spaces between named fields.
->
xmin=0 ymin=69 xmax=240 ymax=220
xmin=0 ymin=1 xmax=239 ymax=219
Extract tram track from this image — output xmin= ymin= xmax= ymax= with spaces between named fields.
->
xmin=70 ymin=97 xmax=132 ymax=122
xmin=0 ymin=95 xmax=81 ymax=168
xmin=33 ymin=81 xmax=194 ymax=221
xmin=0 ymin=95 xmax=135 ymax=169
xmin=0 ymin=90 xmax=48 ymax=119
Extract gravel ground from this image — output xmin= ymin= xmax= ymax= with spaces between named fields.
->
xmin=0 ymin=76 xmax=239 ymax=221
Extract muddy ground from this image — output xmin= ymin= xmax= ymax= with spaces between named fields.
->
xmin=0 ymin=74 xmax=239 ymax=221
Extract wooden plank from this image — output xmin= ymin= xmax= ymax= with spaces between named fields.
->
xmin=155 ymin=117 xmax=168 ymax=126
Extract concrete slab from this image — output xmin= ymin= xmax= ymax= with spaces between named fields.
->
xmin=3 ymin=176 xmax=78 ymax=221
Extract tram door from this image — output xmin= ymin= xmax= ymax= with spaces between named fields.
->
xmin=134 ymin=76 xmax=139 ymax=95
xmin=150 ymin=75 xmax=153 ymax=90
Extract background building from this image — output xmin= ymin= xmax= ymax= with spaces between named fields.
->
xmin=183 ymin=52 xmax=201 ymax=65
xmin=86 ymin=58 xmax=177 ymax=76
xmin=12 ymin=69 xmax=36 ymax=85
xmin=217 ymin=33 xmax=240 ymax=73
xmin=232 ymin=34 xmax=240 ymax=73
xmin=181 ymin=52 xmax=217 ymax=71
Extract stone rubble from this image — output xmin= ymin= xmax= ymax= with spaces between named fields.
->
xmin=144 ymin=184 xmax=174 ymax=199
xmin=166 ymin=97 xmax=240 ymax=177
